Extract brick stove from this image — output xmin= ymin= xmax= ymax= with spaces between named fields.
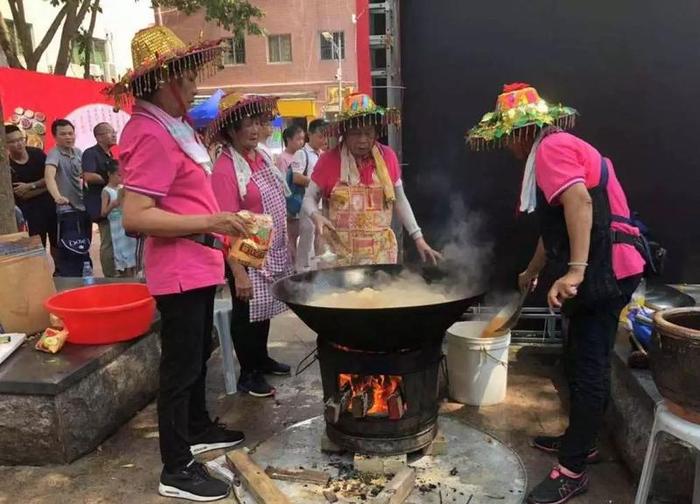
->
xmin=319 ymin=337 xmax=442 ymax=454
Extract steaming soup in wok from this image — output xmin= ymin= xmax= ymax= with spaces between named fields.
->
xmin=308 ymin=281 xmax=451 ymax=309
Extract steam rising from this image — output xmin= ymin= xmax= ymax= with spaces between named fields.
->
xmin=435 ymin=196 xmax=494 ymax=294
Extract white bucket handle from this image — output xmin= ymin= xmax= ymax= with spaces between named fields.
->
xmin=480 ymin=346 xmax=508 ymax=368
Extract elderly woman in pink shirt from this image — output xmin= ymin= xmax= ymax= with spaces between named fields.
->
xmin=468 ymin=83 xmax=645 ymax=504
xmin=113 ymin=27 xmax=250 ymax=502
xmin=208 ymin=94 xmax=294 ymax=398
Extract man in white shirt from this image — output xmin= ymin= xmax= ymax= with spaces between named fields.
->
xmin=290 ymin=119 xmax=328 ymax=271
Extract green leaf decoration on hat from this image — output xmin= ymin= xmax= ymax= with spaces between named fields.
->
xmin=466 ymin=83 xmax=578 ymax=149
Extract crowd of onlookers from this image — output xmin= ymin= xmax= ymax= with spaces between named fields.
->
xmin=7 ymin=115 xmax=329 ymax=279
xmin=275 ymin=118 xmax=328 ymax=270
xmin=7 ymin=120 xmax=136 ymax=278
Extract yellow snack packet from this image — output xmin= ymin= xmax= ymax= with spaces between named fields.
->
xmin=35 ymin=328 xmax=69 ymax=354
xmin=228 ymin=211 xmax=273 ymax=269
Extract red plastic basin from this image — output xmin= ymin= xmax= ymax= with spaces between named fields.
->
xmin=44 ymin=283 xmax=156 ymax=345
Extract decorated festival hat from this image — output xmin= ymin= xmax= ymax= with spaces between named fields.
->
xmin=328 ymin=93 xmax=400 ymax=137
xmin=205 ymin=92 xmax=279 ymax=143
xmin=466 ymin=83 xmax=577 ymax=150
xmin=107 ymin=26 xmax=223 ymax=110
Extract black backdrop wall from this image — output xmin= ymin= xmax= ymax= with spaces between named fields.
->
xmin=400 ymin=0 xmax=700 ymax=290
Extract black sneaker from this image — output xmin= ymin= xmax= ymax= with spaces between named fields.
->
xmin=237 ymin=371 xmax=275 ymax=397
xmin=531 ymin=435 xmax=601 ymax=464
xmin=261 ymin=358 xmax=291 ymax=376
xmin=190 ymin=418 xmax=245 ymax=455
xmin=527 ymin=466 xmax=589 ymax=504
xmin=158 ymin=460 xmax=229 ymax=502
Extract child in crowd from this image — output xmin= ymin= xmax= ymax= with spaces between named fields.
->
xmin=101 ymin=164 xmax=137 ymax=276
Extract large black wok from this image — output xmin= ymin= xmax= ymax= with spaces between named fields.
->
xmin=272 ymin=264 xmax=484 ymax=352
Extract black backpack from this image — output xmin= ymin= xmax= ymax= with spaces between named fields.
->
xmin=612 ymin=213 xmax=667 ymax=277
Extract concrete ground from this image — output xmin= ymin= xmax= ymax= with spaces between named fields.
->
xmin=0 ymin=312 xmax=636 ymax=504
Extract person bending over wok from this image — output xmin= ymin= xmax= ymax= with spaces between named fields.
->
xmin=467 ymin=83 xmax=645 ymax=504
xmin=301 ymin=93 xmax=441 ymax=266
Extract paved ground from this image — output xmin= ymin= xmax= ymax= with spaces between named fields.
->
xmin=0 ymin=311 xmax=636 ymax=504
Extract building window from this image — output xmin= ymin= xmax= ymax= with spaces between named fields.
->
xmin=5 ymin=19 xmax=33 ymax=57
xmin=268 ymin=34 xmax=292 ymax=63
xmin=320 ymin=31 xmax=345 ymax=60
xmin=71 ymin=38 xmax=108 ymax=66
xmin=223 ymin=36 xmax=246 ymax=65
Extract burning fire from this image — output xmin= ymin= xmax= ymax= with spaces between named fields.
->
xmin=338 ymin=374 xmax=404 ymax=416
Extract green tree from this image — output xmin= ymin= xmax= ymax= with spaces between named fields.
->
xmin=0 ymin=0 xmax=263 ymax=77
xmin=0 ymin=0 xmax=263 ymax=234
xmin=152 ymin=0 xmax=263 ymax=35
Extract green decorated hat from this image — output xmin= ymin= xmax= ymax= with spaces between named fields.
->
xmin=467 ymin=83 xmax=577 ymax=150
xmin=328 ymin=93 xmax=400 ymax=137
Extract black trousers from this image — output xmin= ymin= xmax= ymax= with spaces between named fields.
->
xmin=559 ymin=275 xmax=640 ymax=473
xmin=155 ymin=286 xmax=216 ymax=471
xmin=22 ymin=203 xmax=57 ymax=249
xmin=226 ymin=267 xmax=271 ymax=375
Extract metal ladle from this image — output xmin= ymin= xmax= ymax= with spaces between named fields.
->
xmin=481 ymin=289 xmax=529 ymax=338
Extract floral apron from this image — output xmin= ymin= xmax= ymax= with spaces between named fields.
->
xmin=327 ymin=181 xmax=398 ymax=266
xmin=248 ymin=165 xmax=293 ymax=321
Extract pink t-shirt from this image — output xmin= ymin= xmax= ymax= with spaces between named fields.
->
xmin=311 ymin=143 xmax=402 ymax=198
xmin=119 ymin=109 xmax=224 ymax=295
xmin=275 ymin=150 xmax=295 ymax=176
xmin=211 ymin=150 xmax=266 ymax=214
xmin=535 ymin=132 xmax=645 ymax=279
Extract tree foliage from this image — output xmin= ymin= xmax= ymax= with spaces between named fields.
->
xmin=151 ymin=0 xmax=263 ymax=36
xmin=0 ymin=0 xmax=263 ymax=76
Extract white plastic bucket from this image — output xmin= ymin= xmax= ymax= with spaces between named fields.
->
xmin=446 ymin=321 xmax=511 ymax=406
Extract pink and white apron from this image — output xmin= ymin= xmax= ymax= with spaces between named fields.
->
xmin=248 ymin=164 xmax=294 ymax=321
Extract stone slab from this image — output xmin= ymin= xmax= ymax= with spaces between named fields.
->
xmin=421 ymin=431 xmax=447 ymax=456
xmin=353 ymin=453 xmax=407 ymax=475
xmin=0 ymin=339 xmax=138 ymax=395
xmin=0 ymin=328 xmax=160 ymax=465
xmin=208 ymin=415 xmax=527 ymax=504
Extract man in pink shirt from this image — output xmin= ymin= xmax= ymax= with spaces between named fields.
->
xmin=468 ymin=84 xmax=645 ymax=504
xmin=112 ymin=26 xmax=249 ymax=502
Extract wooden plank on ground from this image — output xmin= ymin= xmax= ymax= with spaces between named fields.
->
xmin=373 ymin=467 xmax=416 ymax=504
xmin=226 ymin=449 xmax=292 ymax=504
xmin=264 ymin=465 xmax=331 ymax=486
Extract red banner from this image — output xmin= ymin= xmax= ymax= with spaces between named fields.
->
xmin=0 ymin=67 xmax=131 ymax=152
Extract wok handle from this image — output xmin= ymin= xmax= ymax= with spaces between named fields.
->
xmin=295 ymin=346 xmax=319 ymax=376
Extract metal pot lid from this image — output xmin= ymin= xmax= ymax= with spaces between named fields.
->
xmin=645 ymin=284 xmax=696 ymax=311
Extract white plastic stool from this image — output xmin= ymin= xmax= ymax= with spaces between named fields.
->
xmin=634 ymin=401 xmax=700 ymax=504
xmin=213 ymin=298 xmax=237 ymax=395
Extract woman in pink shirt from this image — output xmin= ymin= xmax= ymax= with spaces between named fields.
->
xmin=209 ymin=94 xmax=294 ymax=398
xmin=301 ymin=93 xmax=441 ymax=266
xmin=112 ymin=27 xmax=250 ymax=502
xmin=468 ymin=83 xmax=645 ymax=504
